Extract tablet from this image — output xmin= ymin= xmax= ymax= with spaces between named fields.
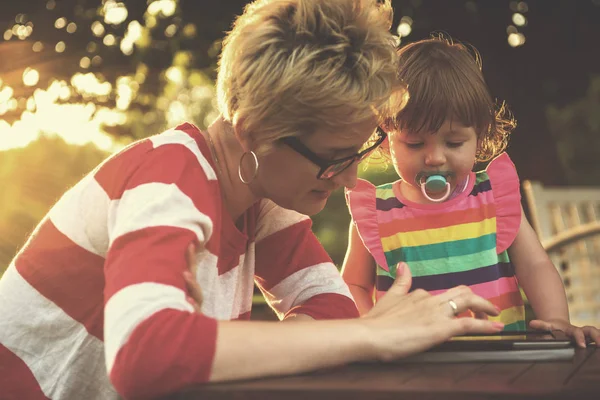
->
xmin=399 ymin=330 xmax=575 ymax=363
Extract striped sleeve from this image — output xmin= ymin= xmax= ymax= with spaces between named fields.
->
xmin=254 ymin=200 xmax=359 ymax=320
xmin=100 ymin=127 xmax=219 ymax=398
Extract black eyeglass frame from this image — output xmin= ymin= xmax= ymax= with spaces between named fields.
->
xmin=280 ymin=126 xmax=387 ymax=180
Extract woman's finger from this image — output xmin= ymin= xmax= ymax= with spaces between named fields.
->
xmin=186 ymin=243 xmax=198 ymax=277
xmin=184 ymin=271 xmax=203 ymax=312
xmin=450 ymin=316 xmax=505 ymax=336
xmin=184 ymin=243 xmax=203 ymax=311
xmin=435 ymin=290 xmax=500 ymax=319
xmin=187 ymin=295 xmax=202 ymax=313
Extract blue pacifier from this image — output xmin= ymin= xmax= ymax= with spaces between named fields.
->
xmin=419 ymin=174 xmax=452 ymax=203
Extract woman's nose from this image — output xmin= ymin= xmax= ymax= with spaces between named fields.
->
xmin=332 ymin=163 xmax=359 ymax=189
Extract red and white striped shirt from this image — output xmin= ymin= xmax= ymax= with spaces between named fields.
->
xmin=0 ymin=123 xmax=358 ymax=400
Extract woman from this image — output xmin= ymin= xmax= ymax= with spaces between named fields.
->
xmin=0 ymin=1 xmax=503 ymax=399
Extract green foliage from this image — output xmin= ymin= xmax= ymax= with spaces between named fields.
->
xmin=0 ymin=136 xmax=108 ymax=274
xmin=546 ymin=75 xmax=600 ymax=186
xmin=311 ymin=161 xmax=398 ymax=268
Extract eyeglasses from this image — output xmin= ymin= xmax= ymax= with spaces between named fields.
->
xmin=281 ymin=126 xmax=387 ymax=180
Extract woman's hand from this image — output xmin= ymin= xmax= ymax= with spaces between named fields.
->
xmin=183 ymin=243 xmax=203 ymax=313
xmin=530 ymin=318 xmax=600 ymax=348
xmin=362 ymin=262 xmax=504 ymax=362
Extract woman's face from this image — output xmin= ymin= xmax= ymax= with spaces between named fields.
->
xmin=252 ymin=119 xmax=378 ymax=215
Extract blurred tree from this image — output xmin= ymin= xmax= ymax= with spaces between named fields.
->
xmin=1 ymin=0 xmax=225 ymax=146
xmin=0 ymin=135 xmax=108 ymax=272
xmin=546 ymin=75 xmax=600 ymax=186
xmin=2 ymin=0 xmax=600 ymax=272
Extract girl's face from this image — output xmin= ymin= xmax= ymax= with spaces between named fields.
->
xmin=388 ymin=119 xmax=479 ymax=203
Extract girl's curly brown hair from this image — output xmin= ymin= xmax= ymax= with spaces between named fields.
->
xmin=371 ymin=34 xmax=516 ymax=165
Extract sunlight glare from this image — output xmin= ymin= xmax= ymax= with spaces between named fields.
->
xmin=71 ymin=73 xmax=112 ymax=97
xmin=0 ymin=84 xmax=123 ymax=152
xmin=125 ymin=20 xmax=143 ymax=42
xmin=0 ymin=86 xmax=14 ymax=103
xmin=147 ymin=0 xmax=177 ymax=18
xmin=104 ymin=1 xmax=128 ymax=25
xmin=23 ymin=68 xmax=40 ymax=86
xmin=116 ymin=77 xmax=134 ymax=110
xmin=167 ymin=100 xmax=187 ymax=126
xmin=26 ymin=97 xmax=36 ymax=112
xmin=165 ymin=66 xmax=184 ymax=85
xmin=161 ymin=0 xmax=177 ymax=18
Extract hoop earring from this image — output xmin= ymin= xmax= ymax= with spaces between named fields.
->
xmin=238 ymin=150 xmax=259 ymax=184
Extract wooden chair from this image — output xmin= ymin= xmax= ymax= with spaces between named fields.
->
xmin=522 ymin=180 xmax=600 ymax=327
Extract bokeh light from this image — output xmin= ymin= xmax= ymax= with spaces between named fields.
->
xmin=91 ymin=21 xmax=105 ymax=37
xmin=396 ymin=16 xmax=413 ymax=38
xmin=55 ymin=17 xmax=67 ymax=29
xmin=66 ymin=22 xmax=78 ymax=33
xmin=512 ymin=13 xmax=527 ymax=26
xmin=508 ymin=32 xmax=526 ymax=47
xmin=23 ymin=68 xmax=40 ymax=86
xmin=32 ymin=41 xmax=44 ymax=52
xmin=104 ymin=1 xmax=128 ymax=25
xmin=55 ymin=41 xmax=66 ymax=53
xmin=103 ymin=34 xmax=116 ymax=46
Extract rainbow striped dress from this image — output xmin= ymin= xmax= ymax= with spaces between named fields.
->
xmin=346 ymin=153 xmax=525 ymax=331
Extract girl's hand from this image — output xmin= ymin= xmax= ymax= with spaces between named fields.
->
xmin=183 ymin=243 xmax=203 ymax=313
xmin=530 ymin=319 xmax=600 ymax=348
xmin=361 ymin=263 xmax=504 ymax=362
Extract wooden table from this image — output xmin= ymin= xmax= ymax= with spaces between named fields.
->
xmin=171 ymin=347 xmax=599 ymax=399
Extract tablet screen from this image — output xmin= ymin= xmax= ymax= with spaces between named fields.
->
xmin=451 ymin=330 xmax=557 ymax=342
xmin=434 ymin=330 xmax=572 ymax=351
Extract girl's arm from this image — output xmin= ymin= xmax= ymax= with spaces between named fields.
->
xmin=508 ymin=207 xmax=570 ymax=322
xmin=341 ymin=221 xmax=377 ymax=315
xmin=509 ymin=207 xmax=600 ymax=347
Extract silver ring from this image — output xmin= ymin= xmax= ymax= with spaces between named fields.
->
xmin=447 ymin=299 xmax=458 ymax=316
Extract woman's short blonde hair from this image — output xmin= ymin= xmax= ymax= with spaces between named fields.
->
xmin=217 ymin=0 xmax=405 ymax=153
